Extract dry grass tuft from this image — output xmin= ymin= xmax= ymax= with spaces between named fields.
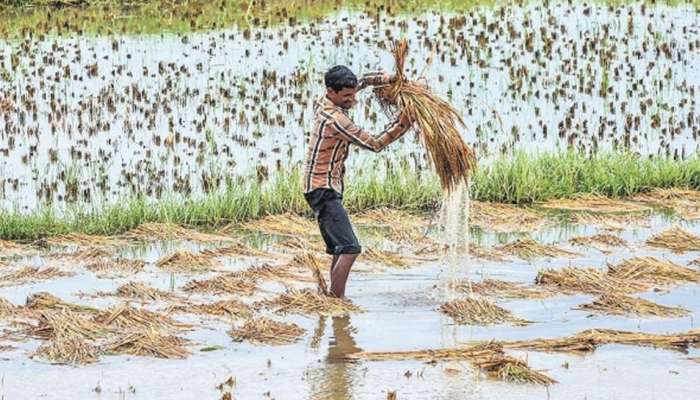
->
xmin=572 ymin=212 xmax=650 ymax=231
xmin=173 ymin=299 xmax=252 ymax=320
xmin=241 ymin=213 xmax=317 ymax=237
xmin=576 ymin=293 xmax=689 ymax=318
xmin=608 ymin=256 xmax=700 ymax=285
xmin=45 ymin=233 xmax=126 ymax=247
xmin=124 ymin=222 xmax=232 ymax=243
xmin=105 ymin=329 xmax=190 ymax=359
xmin=496 ymin=238 xmax=580 ymax=260
xmin=542 ymin=194 xmax=649 ymax=213
xmin=182 ymin=273 xmax=257 ymax=296
xmin=374 ymin=38 xmax=476 ymax=192
xmin=26 ymin=292 xmax=99 ymax=313
xmin=471 ymin=202 xmax=545 ymax=233
xmin=439 ymin=298 xmax=530 ymax=326
xmin=646 ymin=226 xmax=700 ymax=253
xmin=258 ymin=288 xmax=362 ymax=316
xmin=156 ymin=250 xmax=219 ymax=272
xmin=456 ymin=279 xmax=556 ymax=300
xmin=535 ymin=267 xmax=646 ymax=294
xmin=33 ymin=337 xmax=100 ymax=365
xmin=85 ymin=258 xmax=145 ymax=278
xmin=569 ymin=233 xmax=628 ymax=253
xmin=0 ymin=266 xmax=74 ymax=287
xmin=228 ymin=317 xmax=306 ymax=345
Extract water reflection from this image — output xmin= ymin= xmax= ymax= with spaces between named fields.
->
xmin=309 ymin=315 xmax=362 ymax=400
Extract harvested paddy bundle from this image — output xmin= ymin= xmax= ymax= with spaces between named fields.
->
xmin=182 ymin=273 xmax=257 ymax=296
xmin=496 ymin=238 xmax=580 ymax=260
xmin=25 ymin=292 xmax=99 ymax=314
xmin=105 ymin=329 xmax=190 ymax=359
xmin=258 ymin=288 xmax=362 ymax=316
xmin=608 ymin=256 xmax=700 ymax=285
xmin=576 ymin=293 xmax=689 ymax=318
xmin=124 ymin=222 xmax=231 ymax=243
xmin=27 ymin=309 xmax=110 ymax=340
xmin=95 ymin=303 xmax=188 ymax=331
xmin=228 ymin=317 xmax=305 ymax=345
xmin=535 ymin=267 xmax=647 ymax=294
xmin=439 ymin=298 xmax=530 ymax=326
xmin=156 ymin=250 xmax=219 ymax=272
xmin=470 ymin=202 xmax=545 ymax=233
xmin=456 ymin=278 xmax=556 ymax=300
xmin=541 ymin=194 xmax=649 ymax=213
xmin=569 ymin=233 xmax=628 ymax=253
xmin=646 ymin=226 xmax=700 ymax=253
xmin=114 ymin=282 xmax=175 ymax=302
xmin=374 ymin=39 xmax=476 ymax=192
xmin=241 ymin=213 xmax=317 ymax=237
xmin=45 ymin=233 xmax=126 ymax=248
xmin=572 ymin=212 xmax=650 ymax=231
xmin=0 ymin=266 xmax=74 ymax=287
xmin=172 ymin=299 xmax=252 ymax=320
xmin=85 ymin=258 xmax=145 ymax=278
xmin=33 ymin=337 xmax=100 ymax=365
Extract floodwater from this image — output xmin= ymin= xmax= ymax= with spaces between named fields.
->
xmin=0 ymin=1 xmax=699 ymax=211
xmin=1 ymin=208 xmax=699 ymax=400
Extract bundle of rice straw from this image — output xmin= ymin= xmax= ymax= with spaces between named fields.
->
xmin=374 ymin=39 xmax=476 ymax=192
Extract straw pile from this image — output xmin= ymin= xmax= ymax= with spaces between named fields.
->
xmin=258 ymin=288 xmax=362 ymax=316
xmin=86 ymin=258 xmax=146 ymax=278
xmin=201 ymin=242 xmax=271 ymax=258
xmin=105 ymin=329 xmax=190 ymax=359
xmin=114 ymin=282 xmax=176 ymax=302
xmin=608 ymin=256 xmax=700 ymax=285
xmin=569 ymin=233 xmax=627 ymax=253
xmin=439 ymin=298 xmax=530 ymax=326
xmin=33 ymin=337 xmax=100 ymax=365
xmin=572 ymin=212 xmax=650 ymax=231
xmin=277 ymin=236 xmax=325 ymax=253
xmin=228 ymin=317 xmax=306 ymax=345
xmin=0 ymin=297 xmax=20 ymax=317
xmin=156 ymin=250 xmax=219 ymax=272
xmin=496 ymin=238 xmax=580 ymax=260
xmin=0 ymin=266 xmax=74 ymax=287
xmin=471 ymin=202 xmax=545 ymax=233
xmin=374 ymin=39 xmax=476 ymax=192
xmin=576 ymin=293 xmax=689 ymax=318
xmin=646 ymin=226 xmax=700 ymax=253
xmin=542 ymin=194 xmax=649 ymax=213
xmin=95 ymin=303 xmax=188 ymax=331
xmin=173 ymin=299 xmax=252 ymax=320
xmin=182 ymin=273 xmax=257 ymax=296
xmin=457 ymin=279 xmax=556 ymax=300
xmin=345 ymin=342 xmax=555 ymax=385
xmin=535 ymin=267 xmax=647 ymax=294
xmin=241 ymin=213 xmax=317 ymax=237
xmin=45 ymin=233 xmax=126 ymax=247
xmin=503 ymin=329 xmax=700 ymax=354
xmin=25 ymin=292 xmax=100 ymax=314
xmin=26 ymin=309 xmax=111 ymax=340
xmin=124 ymin=222 xmax=232 ymax=243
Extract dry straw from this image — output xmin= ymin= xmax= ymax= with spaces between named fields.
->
xmin=33 ymin=337 xmax=100 ymax=365
xmin=26 ymin=292 xmax=100 ymax=314
xmin=542 ymin=194 xmax=649 ymax=213
xmin=228 ymin=317 xmax=306 ymax=345
xmin=535 ymin=267 xmax=647 ymax=294
xmin=374 ymin=38 xmax=476 ymax=192
xmin=457 ymin=278 xmax=555 ymax=300
xmin=646 ymin=226 xmax=700 ymax=253
xmin=608 ymin=256 xmax=700 ymax=285
xmin=572 ymin=213 xmax=650 ymax=231
xmin=114 ymin=282 xmax=176 ymax=302
xmin=497 ymin=238 xmax=580 ymax=260
xmin=569 ymin=233 xmax=628 ymax=252
xmin=124 ymin=222 xmax=232 ymax=243
xmin=105 ymin=329 xmax=190 ymax=359
xmin=45 ymin=233 xmax=126 ymax=247
xmin=0 ymin=266 xmax=73 ymax=287
xmin=258 ymin=288 xmax=362 ymax=316
xmin=156 ymin=250 xmax=219 ymax=272
xmin=86 ymin=258 xmax=145 ymax=278
xmin=241 ymin=213 xmax=318 ymax=237
xmin=470 ymin=202 xmax=545 ymax=233
xmin=182 ymin=273 xmax=257 ymax=296
xmin=439 ymin=298 xmax=530 ymax=326
xmin=576 ymin=293 xmax=689 ymax=318
xmin=173 ymin=299 xmax=252 ymax=320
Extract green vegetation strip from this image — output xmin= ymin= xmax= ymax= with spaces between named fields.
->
xmin=1 ymin=151 xmax=700 ymax=241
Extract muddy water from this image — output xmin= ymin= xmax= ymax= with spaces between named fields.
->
xmin=1 ymin=2 xmax=698 ymax=211
xmin=0 ymin=211 xmax=699 ymax=400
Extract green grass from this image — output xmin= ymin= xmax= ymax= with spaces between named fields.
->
xmin=2 ymin=151 xmax=700 ymax=241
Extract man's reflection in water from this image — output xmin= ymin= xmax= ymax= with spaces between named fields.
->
xmin=308 ymin=315 xmax=362 ymax=400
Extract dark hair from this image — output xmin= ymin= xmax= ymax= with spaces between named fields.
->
xmin=324 ymin=65 xmax=357 ymax=91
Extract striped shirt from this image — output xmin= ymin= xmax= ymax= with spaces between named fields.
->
xmin=303 ymin=74 xmax=410 ymax=194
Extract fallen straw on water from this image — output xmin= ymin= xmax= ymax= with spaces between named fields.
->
xmin=497 ymin=238 xmax=580 ymax=261
xmin=33 ymin=337 xmax=100 ymax=365
xmin=439 ymin=297 xmax=530 ymax=326
xmin=646 ymin=226 xmax=700 ymax=253
xmin=535 ymin=267 xmax=647 ymax=295
xmin=228 ymin=317 xmax=305 ymax=346
xmin=607 ymin=256 xmax=700 ymax=285
xmin=576 ymin=293 xmax=689 ymax=318
xmin=258 ymin=288 xmax=362 ymax=316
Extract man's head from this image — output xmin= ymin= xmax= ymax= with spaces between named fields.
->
xmin=324 ymin=65 xmax=358 ymax=109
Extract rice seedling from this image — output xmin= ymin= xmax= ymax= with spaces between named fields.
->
xmin=0 ymin=266 xmax=74 ymax=287
xmin=95 ymin=303 xmax=189 ymax=331
xmin=172 ymin=299 xmax=252 ymax=320
xmin=374 ymin=38 xmax=476 ymax=192
xmin=124 ymin=223 xmax=231 ymax=243
xmin=572 ymin=213 xmax=650 ymax=231
xmin=569 ymin=233 xmax=628 ymax=253
xmin=439 ymin=298 xmax=530 ymax=326
xmin=105 ymin=329 xmax=190 ymax=359
xmin=535 ymin=267 xmax=647 ymax=295
xmin=607 ymin=257 xmax=700 ymax=285
xmin=156 ymin=250 xmax=219 ymax=272
xmin=576 ymin=293 xmax=689 ymax=318
xmin=258 ymin=288 xmax=362 ymax=316
xmin=496 ymin=238 xmax=580 ymax=260
xmin=33 ymin=337 xmax=100 ymax=365
xmin=542 ymin=194 xmax=649 ymax=213
xmin=470 ymin=202 xmax=546 ymax=233
xmin=455 ymin=278 xmax=556 ymax=300
xmin=182 ymin=273 xmax=257 ymax=296
xmin=25 ymin=292 xmax=100 ymax=314
xmin=646 ymin=226 xmax=700 ymax=253
xmin=85 ymin=258 xmax=146 ymax=278
xmin=241 ymin=213 xmax=317 ymax=237
xmin=45 ymin=233 xmax=126 ymax=248
xmin=228 ymin=317 xmax=305 ymax=346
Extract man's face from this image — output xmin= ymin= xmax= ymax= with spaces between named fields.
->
xmin=327 ymin=87 xmax=357 ymax=110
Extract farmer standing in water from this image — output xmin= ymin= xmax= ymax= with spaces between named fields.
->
xmin=303 ymin=66 xmax=412 ymax=298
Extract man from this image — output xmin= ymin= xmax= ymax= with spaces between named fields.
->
xmin=303 ymin=65 xmax=412 ymax=298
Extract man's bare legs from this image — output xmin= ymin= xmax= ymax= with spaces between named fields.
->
xmin=330 ymin=253 xmax=358 ymax=298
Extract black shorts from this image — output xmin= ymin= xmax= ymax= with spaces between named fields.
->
xmin=304 ymin=188 xmax=362 ymax=255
